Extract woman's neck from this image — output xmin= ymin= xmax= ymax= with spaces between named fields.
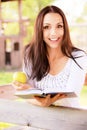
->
xmin=47 ymin=48 xmax=64 ymax=61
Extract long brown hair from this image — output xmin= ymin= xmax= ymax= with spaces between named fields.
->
xmin=24 ymin=5 xmax=80 ymax=81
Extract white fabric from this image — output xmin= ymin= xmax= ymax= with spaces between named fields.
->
xmin=23 ymin=50 xmax=87 ymax=108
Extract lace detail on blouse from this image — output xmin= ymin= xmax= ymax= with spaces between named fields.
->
xmin=34 ymin=59 xmax=71 ymax=92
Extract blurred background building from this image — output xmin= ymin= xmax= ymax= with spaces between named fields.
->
xmin=0 ymin=0 xmax=30 ymax=69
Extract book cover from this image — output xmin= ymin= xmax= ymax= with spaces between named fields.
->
xmin=15 ymin=88 xmax=77 ymax=99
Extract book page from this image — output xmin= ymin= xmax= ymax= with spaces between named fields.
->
xmin=15 ymin=88 xmax=43 ymax=99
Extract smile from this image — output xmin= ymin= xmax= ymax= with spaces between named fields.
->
xmin=49 ymin=37 xmax=60 ymax=42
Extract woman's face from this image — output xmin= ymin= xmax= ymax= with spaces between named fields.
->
xmin=43 ymin=13 xmax=64 ymax=50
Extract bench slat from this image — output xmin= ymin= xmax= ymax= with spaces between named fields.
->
xmin=0 ymin=99 xmax=87 ymax=130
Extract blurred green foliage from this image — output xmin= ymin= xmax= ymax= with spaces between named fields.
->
xmin=1 ymin=0 xmax=54 ymax=45
xmin=0 ymin=71 xmax=13 ymax=85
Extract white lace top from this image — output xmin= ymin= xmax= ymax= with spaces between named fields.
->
xmin=33 ymin=59 xmax=71 ymax=92
xmin=23 ymin=50 xmax=87 ymax=108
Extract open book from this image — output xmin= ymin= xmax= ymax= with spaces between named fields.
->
xmin=15 ymin=88 xmax=77 ymax=99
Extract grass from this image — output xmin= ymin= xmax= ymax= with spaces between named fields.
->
xmin=0 ymin=71 xmax=87 ymax=129
xmin=0 ymin=71 xmax=13 ymax=85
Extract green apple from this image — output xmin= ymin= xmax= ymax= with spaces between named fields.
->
xmin=13 ymin=72 xmax=27 ymax=83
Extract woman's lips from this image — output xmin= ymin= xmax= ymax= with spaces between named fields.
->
xmin=49 ymin=37 xmax=60 ymax=42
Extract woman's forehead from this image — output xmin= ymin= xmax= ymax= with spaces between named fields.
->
xmin=43 ymin=13 xmax=63 ymax=24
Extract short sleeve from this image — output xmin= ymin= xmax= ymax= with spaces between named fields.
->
xmin=22 ymin=60 xmax=35 ymax=88
xmin=22 ymin=59 xmax=32 ymax=77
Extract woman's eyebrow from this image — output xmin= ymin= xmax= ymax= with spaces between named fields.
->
xmin=43 ymin=23 xmax=50 ymax=25
xmin=57 ymin=22 xmax=63 ymax=24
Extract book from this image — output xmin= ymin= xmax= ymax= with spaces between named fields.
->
xmin=15 ymin=88 xmax=77 ymax=99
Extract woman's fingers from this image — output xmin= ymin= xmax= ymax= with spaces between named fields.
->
xmin=46 ymin=94 xmax=51 ymax=99
xmin=34 ymin=94 xmax=51 ymax=106
xmin=34 ymin=94 xmax=50 ymax=100
xmin=34 ymin=94 xmax=66 ymax=107
xmin=51 ymin=93 xmax=67 ymax=102
xmin=12 ymin=81 xmax=30 ymax=90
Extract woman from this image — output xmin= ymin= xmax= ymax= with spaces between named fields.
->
xmin=14 ymin=5 xmax=87 ymax=107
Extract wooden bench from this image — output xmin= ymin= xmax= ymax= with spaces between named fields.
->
xmin=0 ymin=84 xmax=87 ymax=130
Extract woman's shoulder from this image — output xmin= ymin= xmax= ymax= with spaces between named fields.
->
xmin=72 ymin=49 xmax=87 ymax=71
xmin=72 ymin=49 xmax=87 ymax=57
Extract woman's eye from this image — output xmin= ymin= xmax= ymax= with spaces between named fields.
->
xmin=43 ymin=26 xmax=49 ymax=29
xmin=57 ymin=25 xmax=63 ymax=28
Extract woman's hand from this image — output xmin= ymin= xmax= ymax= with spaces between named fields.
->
xmin=12 ymin=81 xmax=31 ymax=90
xmin=34 ymin=93 xmax=67 ymax=107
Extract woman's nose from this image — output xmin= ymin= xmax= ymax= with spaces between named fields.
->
xmin=50 ymin=28 xmax=57 ymax=36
